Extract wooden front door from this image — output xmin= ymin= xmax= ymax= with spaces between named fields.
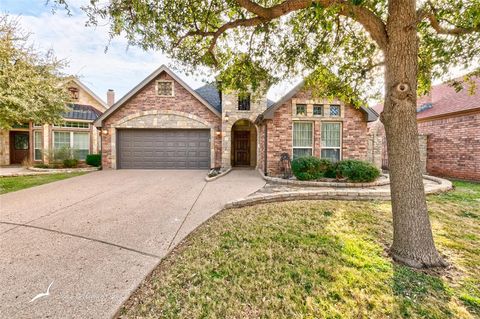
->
xmin=234 ymin=131 xmax=250 ymax=166
xmin=10 ymin=131 xmax=29 ymax=164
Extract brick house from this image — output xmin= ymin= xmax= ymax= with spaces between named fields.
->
xmin=370 ymin=76 xmax=480 ymax=181
xmin=94 ymin=65 xmax=378 ymax=176
xmin=0 ymin=78 xmax=107 ymax=166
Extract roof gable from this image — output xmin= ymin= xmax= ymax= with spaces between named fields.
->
xmin=68 ymin=78 xmax=107 ymax=111
xmin=94 ymin=65 xmax=221 ymax=126
xmin=262 ymin=81 xmax=378 ymax=122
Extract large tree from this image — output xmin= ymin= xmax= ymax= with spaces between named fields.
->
xmin=70 ymin=0 xmax=478 ymax=267
xmin=0 ymin=15 xmax=69 ymax=129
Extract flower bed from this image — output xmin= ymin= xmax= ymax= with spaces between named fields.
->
xmin=261 ymin=170 xmax=390 ymax=188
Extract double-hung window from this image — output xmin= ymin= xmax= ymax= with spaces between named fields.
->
xmin=292 ymin=122 xmax=313 ymax=159
xmin=321 ymin=122 xmax=341 ymax=161
xmin=34 ymin=131 xmax=42 ymax=161
xmin=53 ymin=131 xmax=90 ymax=160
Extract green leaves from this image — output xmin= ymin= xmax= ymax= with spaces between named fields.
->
xmin=0 ymin=15 xmax=69 ymax=129
xmin=69 ymin=0 xmax=479 ymax=103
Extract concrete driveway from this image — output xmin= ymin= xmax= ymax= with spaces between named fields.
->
xmin=0 ymin=169 xmax=265 ymax=318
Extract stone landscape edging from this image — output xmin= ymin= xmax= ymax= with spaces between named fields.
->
xmin=205 ymin=167 xmax=233 ymax=182
xmin=225 ymin=174 xmax=453 ymax=209
xmin=27 ymin=166 xmax=100 ymax=173
xmin=259 ymin=169 xmax=390 ymax=188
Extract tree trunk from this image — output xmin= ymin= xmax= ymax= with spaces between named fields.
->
xmin=380 ymin=0 xmax=447 ymax=268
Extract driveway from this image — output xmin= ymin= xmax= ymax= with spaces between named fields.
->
xmin=0 ymin=169 xmax=265 ymax=318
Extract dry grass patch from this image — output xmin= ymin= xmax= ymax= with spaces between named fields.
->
xmin=120 ymin=181 xmax=480 ymax=319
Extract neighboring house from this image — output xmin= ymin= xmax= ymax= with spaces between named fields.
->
xmin=370 ymin=76 xmax=480 ymax=181
xmin=0 ymin=78 xmax=109 ymax=165
xmin=94 ymin=65 xmax=378 ymax=176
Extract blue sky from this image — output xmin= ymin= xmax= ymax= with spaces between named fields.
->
xmin=0 ymin=0 xmax=231 ymax=103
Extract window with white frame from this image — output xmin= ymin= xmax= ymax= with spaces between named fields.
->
xmin=157 ymin=80 xmax=174 ymax=96
xmin=293 ymin=122 xmax=313 ymax=159
xmin=53 ymin=131 xmax=90 ymax=160
xmin=321 ymin=122 xmax=341 ymax=161
xmin=54 ymin=121 xmax=89 ymax=128
xmin=34 ymin=131 xmax=42 ymax=161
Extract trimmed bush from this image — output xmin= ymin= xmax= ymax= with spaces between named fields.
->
xmin=63 ymin=158 xmax=79 ymax=168
xmin=291 ymin=156 xmax=333 ymax=181
xmin=86 ymin=154 xmax=102 ymax=167
xmin=334 ymin=159 xmax=380 ymax=182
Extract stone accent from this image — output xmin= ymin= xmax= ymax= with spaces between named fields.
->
xmin=221 ymin=90 xmax=266 ymax=169
xmin=100 ymin=71 xmax=222 ymax=169
xmin=260 ymin=170 xmax=390 ymax=188
xmin=225 ymin=175 xmax=452 ymax=208
xmin=260 ymin=90 xmax=369 ymax=177
xmin=0 ymin=129 xmax=9 ymax=165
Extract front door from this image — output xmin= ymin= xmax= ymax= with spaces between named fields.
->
xmin=234 ymin=131 xmax=250 ymax=166
xmin=10 ymin=131 xmax=29 ymax=164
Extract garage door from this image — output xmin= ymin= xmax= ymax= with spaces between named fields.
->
xmin=117 ymin=129 xmax=210 ymax=169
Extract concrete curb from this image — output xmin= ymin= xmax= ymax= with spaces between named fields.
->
xmin=205 ymin=167 xmax=232 ymax=182
xmin=225 ymin=175 xmax=453 ymax=209
xmin=0 ymin=167 xmax=98 ymax=177
xmin=259 ymin=170 xmax=390 ymax=188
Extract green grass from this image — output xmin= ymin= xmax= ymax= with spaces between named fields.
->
xmin=120 ymin=181 xmax=480 ymax=319
xmin=0 ymin=172 xmax=87 ymax=194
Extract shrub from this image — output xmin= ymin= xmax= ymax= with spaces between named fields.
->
xmin=334 ymin=159 xmax=380 ymax=182
xmin=34 ymin=164 xmax=49 ymax=169
xmin=63 ymin=158 xmax=79 ymax=168
xmin=291 ymin=156 xmax=333 ymax=181
xmin=86 ymin=154 xmax=102 ymax=167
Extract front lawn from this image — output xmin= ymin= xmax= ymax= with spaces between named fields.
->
xmin=120 ymin=181 xmax=480 ymax=318
xmin=0 ymin=172 xmax=87 ymax=194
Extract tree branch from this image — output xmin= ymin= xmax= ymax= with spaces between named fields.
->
xmin=417 ymin=4 xmax=480 ymax=35
xmin=175 ymin=0 xmax=388 ymax=63
xmin=236 ymin=0 xmax=388 ymax=49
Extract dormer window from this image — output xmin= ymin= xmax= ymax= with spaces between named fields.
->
xmin=238 ymin=93 xmax=251 ymax=111
xmin=68 ymin=87 xmax=79 ymax=100
xmin=157 ymin=80 xmax=174 ymax=96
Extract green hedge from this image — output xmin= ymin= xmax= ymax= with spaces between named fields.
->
xmin=334 ymin=159 xmax=380 ymax=182
xmin=63 ymin=158 xmax=79 ymax=168
xmin=291 ymin=157 xmax=380 ymax=182
xmin=291 ymin=156 xmax=333 ymax=181
xmin=86 ymin=154 xmax=102 ymax=167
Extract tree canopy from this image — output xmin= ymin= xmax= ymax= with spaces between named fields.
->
xmin=0 ymin=15 xmax=69 ymax=129
xmin=73 ymin=0 xmax=480 ymax=104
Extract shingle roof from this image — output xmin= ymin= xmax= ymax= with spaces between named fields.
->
xmin=195 ymin=84 xmax=222 ymax=112
xmin=63 ymin=103 xmax=103 ymax=121
xmin=373 ymin=76 xmax=480 ymax=119
xmin=194 ymin=83 xmax=277 ymax=112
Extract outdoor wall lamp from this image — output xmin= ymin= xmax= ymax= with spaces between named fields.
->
xmin=224 ymin=112 xmax=229 ymax=122
xmin=215 ymin=131 xmax=222 ymax=136
xmin=101 ymin=128 xmax=108 ymax=135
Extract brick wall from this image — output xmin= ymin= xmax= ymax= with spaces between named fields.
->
xmin=101 ymin=72 xmax=222 ymax=168
xmin=263 ymin=90 xmax=369 ymax=176
xmin=418 ymin=112 xmax=480 ymax=180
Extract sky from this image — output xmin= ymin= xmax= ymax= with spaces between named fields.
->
xmin=0 ymin=1 xmax=474 ymax=106
xmin=0 ymin=0 xmax=297 ymax=104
